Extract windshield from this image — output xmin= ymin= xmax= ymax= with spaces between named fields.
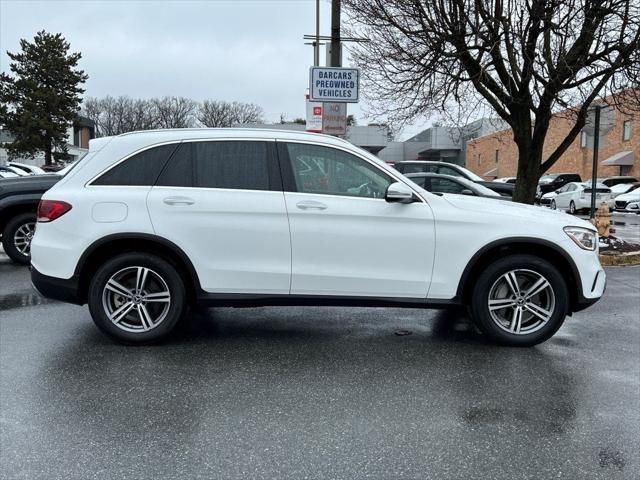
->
xmin=539 ymin=174 xmax=558 ymax=183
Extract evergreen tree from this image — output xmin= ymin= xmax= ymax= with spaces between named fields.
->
xmin=0 ymin=31 xmax=87 ymax=164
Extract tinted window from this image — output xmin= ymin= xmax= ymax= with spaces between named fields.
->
xmin=93 ymin=144 xmax=178 ymax=186
xmin=398 ymin=163 xmax=430 ymax=174
xmin=285 ymin=143 xmax=392 ymax=199
xmin=436 ymin=165 xmax=464 ymax=178
xmin=157 ymin=141 xmax=270 ymax=191
xmin=430 ymin=177 xmax=467 ymax=194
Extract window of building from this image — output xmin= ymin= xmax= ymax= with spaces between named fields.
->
xmin=623 ymin=120 xmax=631 ymax=141
xmin=156 ymin=141 xmax=271 ymax=191
xmin=495 ymin=149 xmax=499 ymax=163
xmin=92 ymin=144 xmax=179 ymax=186
xmin=285 ymin=143 xmax=392 ymax=199
xmin=580 ymin=131 xmax=587 ymax=148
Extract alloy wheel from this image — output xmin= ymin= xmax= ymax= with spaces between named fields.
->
xmin=550 ymin=200 xmax=556 ymax=210
xmin=569 ymin=201 xmax=576 ymax=214
xmin=102 ymin=266 xmax=171 ymax=333
xmin=487 ymin=269 xmax=556 ymax=335
xmin=13 ymin=222 xmax=36 ymax=257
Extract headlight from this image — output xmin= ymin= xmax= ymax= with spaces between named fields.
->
xmin=564 ymin=226 xmax=597 ymax=251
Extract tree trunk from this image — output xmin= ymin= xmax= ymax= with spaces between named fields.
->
xmin=512 ymin=140 xmax=542 ymax=204
xmin=44 ymin=135 xmax=52 ymax=165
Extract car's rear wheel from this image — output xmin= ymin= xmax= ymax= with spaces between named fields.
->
xmin=88 ymin=253 xmax=187 ymax=344
xmin=470 ymin=254 xmax=569 ymax=346
xmin=2 ymin=213 xmax=36 ymax=265
xmin=550 ymin=200 xmax=557 ymax=210
xmin=569 ymin=201 xmax=576 ymax=214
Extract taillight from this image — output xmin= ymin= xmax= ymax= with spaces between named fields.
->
xmin=37 ymin=200 xmax=72 ymax=222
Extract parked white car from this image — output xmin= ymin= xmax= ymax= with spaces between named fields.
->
xmin=8 ymin=162 xmax=46 ymax=175
xmin=614 ymin=188 xmax=640 ymax=212
xmin=31 ymin=129 xmax=605 ymax=346
xmin=546 ymin=182 xmax=612 ymax=214
xmin=610 ymin=182 xmax=640 ymax=199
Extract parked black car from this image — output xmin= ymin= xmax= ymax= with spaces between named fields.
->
xmin=597 ymin=176 xmax=638 ymax=187
xmin=537 ymin=173 xmax=582 ymax=195
xmin=394 ymin=161 xmax=514 ymax=197
xmin=406 ymin=173 xmax=510 ymax=199
xmin=0 ymin=174 xmax=61 ymax=264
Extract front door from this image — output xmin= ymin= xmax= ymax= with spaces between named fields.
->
xmin=279 ymin=142 xmax=435 ymax=299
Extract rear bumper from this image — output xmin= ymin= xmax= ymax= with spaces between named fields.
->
xmin=31 ymin=266 xmax=84 ymax=305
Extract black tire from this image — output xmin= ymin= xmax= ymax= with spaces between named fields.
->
xmin=2 ymin=213 xmax=37 ymax=265
xmin=469 ymin=254 xmax=569 ymax=347
xmin=569 ymin=201 xmax=576 ymax=214
xmin=88 ymin=253 xmax=187 ymax=344
xmin=550 ymin=200 xmax=556 ymax=210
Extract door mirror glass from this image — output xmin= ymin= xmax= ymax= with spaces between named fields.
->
xmin=385 ymin=182 xmax=415 ymax=203
xmin=461 ymin=189 xmax=475 ymax=196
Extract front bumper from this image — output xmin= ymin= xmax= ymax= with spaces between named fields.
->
xmin=31 ymin=266 xmax=84 ymax=305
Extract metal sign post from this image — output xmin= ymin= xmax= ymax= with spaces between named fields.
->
xmin=590 ymin=105 xmax=601 ymax=219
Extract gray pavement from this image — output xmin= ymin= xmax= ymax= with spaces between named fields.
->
xmin=1 ymin=252 xmax=639 ymax=479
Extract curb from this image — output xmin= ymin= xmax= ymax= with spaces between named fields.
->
xmin=599 ymin=251 xmax=640 ymax=266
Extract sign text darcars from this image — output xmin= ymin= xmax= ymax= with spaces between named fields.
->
xmin=309 ymin=67 xmax=359 ymax=103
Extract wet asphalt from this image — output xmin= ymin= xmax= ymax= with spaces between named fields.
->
xmin=0 ymin=253 xmax=639 ymax=480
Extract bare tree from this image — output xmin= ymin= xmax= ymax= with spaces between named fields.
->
xmin=83 ymin=96 xmax=158 ymax=136
xmin=197 ymin=100 xmax=264 ymax=127
xmin=344 ymin=0 xmax=640 ymax=203
xmin=151 ymin=96 xmax=197 ymax=129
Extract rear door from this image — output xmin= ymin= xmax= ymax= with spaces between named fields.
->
xmin=279 ymin=141 xmax=435 ymax=299
xmin=147 ymin=139 xmax=291 ymax=294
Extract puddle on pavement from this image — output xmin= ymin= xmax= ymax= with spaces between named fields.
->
xmin=0 ymin=289 xmax=54 ymax=312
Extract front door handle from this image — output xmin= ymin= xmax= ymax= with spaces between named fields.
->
xmin=163 ymin=196 xmax=195 ymax=206
xmin=296 ymin=200 xmax=327 ymax=210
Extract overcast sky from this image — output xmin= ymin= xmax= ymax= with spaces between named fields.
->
xmin=0 ymin=0 xmax=429 ymax=138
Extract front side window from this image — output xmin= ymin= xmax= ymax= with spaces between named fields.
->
xmin=285 ymin=143 xmax=392 ymax=199
xmin=93 ymin=144 xmax=178 ymax=186
xmin=436 ymin=165 xmax=464 ymax=178
xmin=156 ymin=141 xmax=270 ymax=191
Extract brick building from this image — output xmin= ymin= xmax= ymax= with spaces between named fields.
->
xmin=466 ymin=98 xmax=639 ymax=180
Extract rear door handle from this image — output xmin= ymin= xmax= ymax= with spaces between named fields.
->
xmin=296 ymin=200 xmax=327 ymax=210
xmin=163 ymin=196 xmax=195 ymax=206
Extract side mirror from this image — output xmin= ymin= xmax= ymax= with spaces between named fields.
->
xmin=461 ymin=189 xmax=475 ymax=196
xmin=385 ymin=182 xmax=416 ymax=203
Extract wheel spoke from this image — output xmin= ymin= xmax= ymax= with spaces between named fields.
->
xmin=503 ymin=271 xmax=521 ymax=296
xmin=524 ymin=303 xmax=552 ymax=323
xmin=105 ymin=279 xmax=134 ymax=299
xmin=142 ymin=291 xmax=170 ymax=303
xmin=138 ymin=305 xmax=154 ymax=330
xmin=525 ymin=277 xmax=550 ymax=300
xmin=135 ymin=267 xmax=149 ymax=293
xmin=489 ymin=298 xmax=517 ymax=310
xmin=510 ymin=306 xmax=523 ymax=333
xmin=109 ymin=301 xmax=134 ymax=324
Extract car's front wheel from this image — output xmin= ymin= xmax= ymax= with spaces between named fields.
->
xmin=88 ymin=253 xmax=187 ymax=344
xmin=2 ymin=213 xmax=37 ymax=265
xmin=550 ymin=200 xmax=557 ymax=210
xmin=569 ymin=201 xmax=577 ymax=214
xmin=470 ymin=254 xmax=569 ymax=346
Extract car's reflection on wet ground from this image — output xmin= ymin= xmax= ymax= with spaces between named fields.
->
xmin=1 ymin=252 xmax=638 ymax=479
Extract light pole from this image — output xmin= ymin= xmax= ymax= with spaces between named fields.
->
xmin=589 ymin=105 xmax=601 ymax=219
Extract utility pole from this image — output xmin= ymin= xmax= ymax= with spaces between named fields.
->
xmin=330 ymin=0 xmax=341 ymax=67
xmin=589 ymin=104 xmax=601 ymax=219
xmin=314 ymin=0 xmax=320 ymax=66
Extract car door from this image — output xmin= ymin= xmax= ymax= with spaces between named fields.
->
xmin=555 ymin=184 xmax=573 ymax=208
xmin=147 ymin=139 xmax=291 ymax=294
xmin=279 ymin=141 xmax=435 ymax=299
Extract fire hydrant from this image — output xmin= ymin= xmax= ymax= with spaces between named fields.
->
xmin=591 ymin=202 xmax=612 ymax=238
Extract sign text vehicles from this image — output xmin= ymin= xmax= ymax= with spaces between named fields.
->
xmin=310 ymin=67 xmax=359 ymax=103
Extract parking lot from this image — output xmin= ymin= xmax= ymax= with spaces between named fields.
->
xmin=1 ymin=250 xmax=639 ymax=479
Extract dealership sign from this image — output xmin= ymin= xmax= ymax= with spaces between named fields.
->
xmin=309 ymin=67 xmax=359 ymax=103
xmin=305 ymin=95 xmax=323 ymax=133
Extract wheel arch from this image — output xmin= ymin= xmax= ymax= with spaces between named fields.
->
xmin=0 ymin=201 xmax=39 ymax=234
xmin=75 ymin=233 xmax=201 ymax=305
xmin=457 ymin=238 xmax=583 ymax=312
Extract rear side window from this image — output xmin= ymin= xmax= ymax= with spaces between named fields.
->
xmin=92 ymin=144 xmax=178 ymax=186
xmin=157 ymin=141 xmax=270 ymax=191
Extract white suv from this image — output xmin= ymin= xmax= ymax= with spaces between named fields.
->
xmin=31 ymin=129 xmax=605 ymax=346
